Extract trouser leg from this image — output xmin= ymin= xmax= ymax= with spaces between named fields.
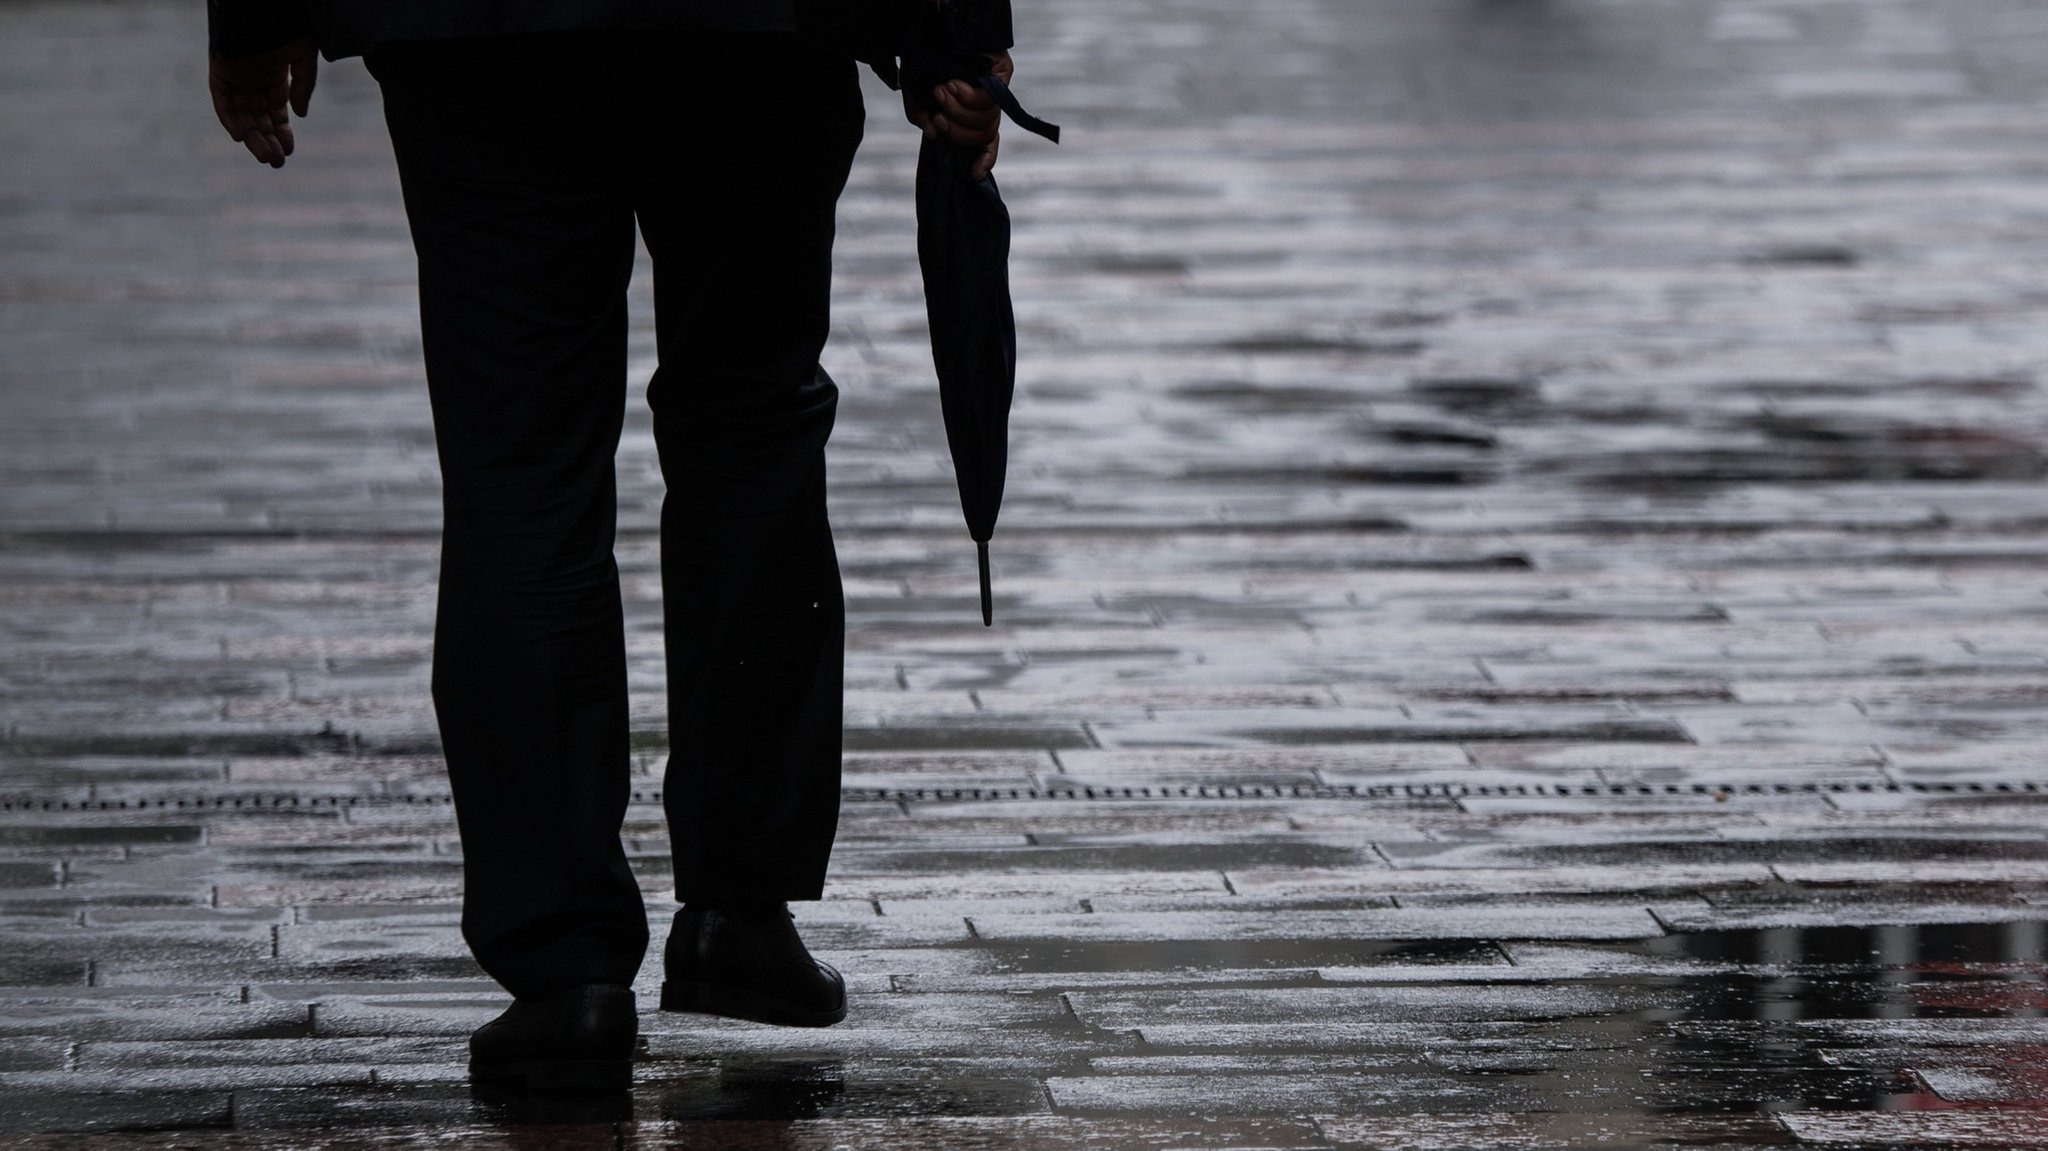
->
xmin=631 ymin=35 xmax=866 ymax=902
xmin=368 ymin=36 xmax=648 ymax=998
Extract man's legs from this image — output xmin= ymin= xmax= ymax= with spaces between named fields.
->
xmin=631 ymin=34 xmax=866 ymax=903
xmin=369 ymin=35 xmax=648 ymax=999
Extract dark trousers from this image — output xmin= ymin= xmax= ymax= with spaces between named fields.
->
xmin=366 ymin=30 xmax=863 ymax=999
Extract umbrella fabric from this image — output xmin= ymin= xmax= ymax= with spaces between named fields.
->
xmin=897 ymin=2 xmax=1059 ymax=625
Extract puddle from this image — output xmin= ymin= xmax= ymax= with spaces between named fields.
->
xmin=16 ymin=923 xmax=2047 ymax=1132
xmin=1637 ymin=920 xmax=2048 ymax=1020
xmin=990 ymin=922 xmax=2048 ymax=1117
xmin=1488 ymin=921 xmax=2048 ymax=1114
xmin=651 ymin=1060 xmax=1045 ymax=1121
xmin=991 ymin=937 xmax=1504 ymax=974
xmin=654 ymin=1060 xmax=849 ymax=1121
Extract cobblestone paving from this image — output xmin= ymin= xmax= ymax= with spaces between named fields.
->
xmin=5 ymin=0 xmax=2048 ymax=1145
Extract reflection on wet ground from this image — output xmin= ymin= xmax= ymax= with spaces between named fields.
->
xmin=14 ymin=0 xmax=2048 ymax=1145
xmin=459 ymin=923 xmax=2048 ymax=1129
xmin=14 ymin=920 xmax=2031 ymax=1140
xmin=1647 ymin=921 xmax=2048 ymax=1022
xmin=653 ymin=1061 xmax=850 ymax=1121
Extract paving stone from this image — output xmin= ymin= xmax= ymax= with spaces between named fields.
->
xmin=1774 ymin=860 xmax=2048 ymax=886
xmin=1317 ymin=1112 xmax=1793 ymax=1149
xmin=1070 ymin=983 xmax=1671 ymax=1033
xmin=1749 ymin=802 xmax=2048 ymax=830
xmin=1229 ymin=864 xmax=1776 ymax=898
xmin=224 ymin=1084 xmax=507 ymax=1133
xmin=1349 ymin=945 xmax=1702 ymax=982
xmin=307 ymin=997 xmax=505 ymax=1039
xmin=1377 ymin=832 xmax=2048 ymax=871
xmin=1127 ymin=1020 xmax=1572 ymax=1057
xmin=641 ymin=1065 xmax=1055 ymax=1120
xmin=1780 ymin=1110 xmax=2048 ymax=1147
xmin=0 ymin=997 xmax=309 ymax=1043
xmin=1056 ymin=743 xmax=1478 ymax=783
xmin=10 ymin=0 xmax=2048 ymax=1138
xmin=283 ymin=904 xmax=465 ymax=925
xmin=0 ymin=1128 xmax=619 ymax=1149
xmin=826 ymin=870 xmax=1230 ymax=902
xmin=638 ymin=1020 xmax=1118 ymax=1063
xmin=890 ymin=966 xmax=1334 ymax=995
xmin=0 ymin=826 xmax=202 ymax=849
xmin=0 ymin=1038 xmax=69 ymax=1073
xmin=828 ymin=836 xmax=1382 ymax=876
xmin=618 ymin=1116 xmax=1334 ymax=1149
xmin=1048 ymin=1070 xmax=1517 ymax=1115
xmin=1083 ymin=892 xmax=1405 ymax=916
xmin=968 ymin=905 xmax=1663 ymax=944
xmin=895 ymin=801 xmax=1305 ymax=837
xmin=272 ymin=922 xmax=469 ymax=962
xmin=0 ymin=1091 xmax=234 ymax=1137
xmin=0 ymin=1065 xmax=378 ymax=1092
xmin=0 ymin=921 xmax=273 ymax=974
xmin=1090 ymin=707 xmax=1691 ymax=748
xmin=213 ymin=880 xmax=462 ymax=908
xmin=0 ymin=860 xmax=60 ymax=888
xmin=1913 ymin=1065 xmax=2047 ymax=1103
xmin=1454 ymin=792 xmax=1840 ymax=817
xmin=1652 ymin=900 xmax=2045 ymax=933
xmin=73 ymin=1037 xmax=458 ymax=1071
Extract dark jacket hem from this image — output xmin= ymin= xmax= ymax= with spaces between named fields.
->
xmin=209 ymin=0 xmax=1014 ymax=64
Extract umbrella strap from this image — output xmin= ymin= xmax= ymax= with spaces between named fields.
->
xmin=973 ymin=72 xmax=1062 ymax=144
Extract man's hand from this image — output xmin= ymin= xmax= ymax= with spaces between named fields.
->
xmin=905 ymin=50 xmax=1012 ymax=182
xmin=209 ymin=37 xmax=318 ymax=168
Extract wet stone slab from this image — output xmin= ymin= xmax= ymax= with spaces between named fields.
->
xmin=11 ymin=0 xmax=2048 ymax=1143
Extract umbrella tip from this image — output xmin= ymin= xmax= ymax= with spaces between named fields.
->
xmin=977 ymin=539 xmax=992 ymax=626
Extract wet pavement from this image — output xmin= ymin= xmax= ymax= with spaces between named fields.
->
xmin=6 ymin=0 xmax=2048 ymax=1145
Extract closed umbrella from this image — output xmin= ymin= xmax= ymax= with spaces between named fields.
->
xmin=895 ymin=1 xmax=1060 ymax=625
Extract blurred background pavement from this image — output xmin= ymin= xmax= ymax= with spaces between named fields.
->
xmin=6 ymin=0 xmax=2048 ymax=1145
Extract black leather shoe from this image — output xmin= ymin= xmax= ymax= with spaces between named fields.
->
xmin=659 ymin=905 xmax=846 ymax=1027
xmin=468 ymin=983 xmax=637 ymax=1091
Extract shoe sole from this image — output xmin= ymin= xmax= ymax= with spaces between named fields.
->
xmin=659 ymin=979 xmax=847 ymax=1027
xmin=468 ymin=1057 xmax=632 ymax=1092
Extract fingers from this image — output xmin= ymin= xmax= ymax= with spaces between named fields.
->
xmin=238 ymin=115 xmax=286 ymax=167
xmin=208 ymin=74 xmax=241 ymax=141
xmin=272 ymin=103 xmax=296 ymax=160
xmin=931 ymin=80 xmax=999 ymax=147
xmin=209 ymin=40 xmax=315 ymax=169
xmin=238 ymin=92 xmax=289 ymax=166
xmin=219 ymin=98 xmax=283 ymax=165
xmin=970 ymin=133 xmax=1001 ymax=181
xmin=288 ymin=47 xmax=317 ymax=118
xmin=903 ymin=49 xmax=1021 ymax=171
xmin=936 ymin=80 xmax=998 ymax=122
xmin=212 ymin=87 xmax=285 ymax=165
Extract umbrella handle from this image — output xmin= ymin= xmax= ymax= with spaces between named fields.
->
xmin=972 ymin=71 xmax=1062 ymax=145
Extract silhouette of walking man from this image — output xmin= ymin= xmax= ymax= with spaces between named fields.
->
xmin=208 ymin=0 xmax=1015 ymax=1090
